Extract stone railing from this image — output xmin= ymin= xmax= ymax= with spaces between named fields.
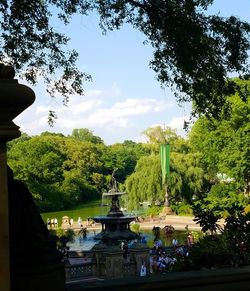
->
xmin=65 ymin=245 xmax=150 ymax=281
xmin=65 ymin=251 xmax=96 ymax=280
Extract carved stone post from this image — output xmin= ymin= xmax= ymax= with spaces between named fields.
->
xmin=0 ymin=65 xmax=35 ymax=291
xmin=129 ymin=243 xmax=150 ymax=276
xmin=104 ymin=247 xmax=124 ymax=279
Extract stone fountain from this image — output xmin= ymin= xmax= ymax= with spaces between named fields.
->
xmin=93 ymin=169 xmax=138 ymax=243
xmin=90 ymin=171 xmax=149 ymax=280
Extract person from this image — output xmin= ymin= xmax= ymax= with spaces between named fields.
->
xmin=140 ymin=262 xmax=147 ymax=277
xmin=151 ymin=256 xmax=160 ymax=274
xmin=187 ymin=233 xmax=193 ymax=248
xmin=54 ymin=217 xmax=58 ymax=228
xmin=69 ymin=218 xmax=74 ymax=228
xmin=47 ymin=218 xmax=51 ymax=229
xmin=154 ymin=238 xmax=163 ymax=252
xmin=87 ymin=216 xmax=91 ymax=226
xmin=141 ymin=236 xmax=147 ymax=245
xmin=77 ymin=216 xmax=82 ymax=227
xmin=172 ymin=237 xmax=178 ymax=248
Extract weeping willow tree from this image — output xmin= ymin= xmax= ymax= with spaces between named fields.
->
xmin=125 ymin=155 xmax=162 ymax=210
xmin=125 ymin=150 xmax=204 ymax=210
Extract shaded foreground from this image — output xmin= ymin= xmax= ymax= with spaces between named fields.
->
xmin=67 ymin=265 xmax=250 ymax=291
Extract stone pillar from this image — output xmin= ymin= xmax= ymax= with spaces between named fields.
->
xmin=104 ymin=248 xmax=124 ymax=279
xmin=0 ymin=65 xmax=35 ymax=291
xmin=93 ymin=243 xmax=107 ymax=277
xmin=129 ymin=243 xmax=150 ymax=276
xmin=0 ymin=143 xmax=10 ymax=291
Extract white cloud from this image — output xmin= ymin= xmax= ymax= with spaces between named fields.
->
xmin=167 ymin=117 xmax=184 ymax=131
xmin=71 ymin=98 xmax=173 ymax=129
xmin=69 ymin=98 xmax=103 ymax=114
xmin=14 ymin=80 xmax=178 ymax=143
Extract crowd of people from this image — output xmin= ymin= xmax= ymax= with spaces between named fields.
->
xmin=46 ymin=216 xmax=195 ymax=277
xmin=149 ymin=232 xmax=194 ymax=274
xmin=119 ymin=230 xmax=194 ymax=276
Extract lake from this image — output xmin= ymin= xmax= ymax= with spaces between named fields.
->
xmin=41 ymin=200 xmax=191 ymax=251
xmin=41 ymin=200 xmax=109 ymax=223
xmin=67 ymin=229 xmax=189 ymax=251
xmin=40 ymin=200 xmax=145 ymax=224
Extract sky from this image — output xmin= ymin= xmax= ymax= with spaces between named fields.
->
xmin=14 ymin=0 xmax=250 ymax=145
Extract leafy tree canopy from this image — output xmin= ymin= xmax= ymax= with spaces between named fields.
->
xmin=189 ymin=79 xmax=250 ymax=192
xmin=0 ymin=0 xmax=249 ymax=120
xmin=71 ymin=128 xmax=104 ymax=144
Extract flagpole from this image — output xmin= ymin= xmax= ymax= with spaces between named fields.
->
xmin=160 ymin=143 xmax=172 ymax=215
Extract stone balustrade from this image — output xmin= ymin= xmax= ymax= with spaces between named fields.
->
xmin=65 ymin=246 xmax=149 ymax=282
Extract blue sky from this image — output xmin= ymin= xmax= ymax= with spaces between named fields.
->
xmin=15 ymin=0 xmax=250 ymax=145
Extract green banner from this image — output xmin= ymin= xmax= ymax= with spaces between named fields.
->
xmin=160 ymin=144 xmax=170 ymax=185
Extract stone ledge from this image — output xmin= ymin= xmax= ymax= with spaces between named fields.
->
xmin=66 ymin=265 xmax=250 ymax=291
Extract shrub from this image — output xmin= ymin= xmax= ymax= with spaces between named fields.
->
xmin=146 ymin=205 xmax=163 ymax=217
xmin=189 ymin=210 xmax=250 ymax=269
xmin=130 ymin=223 xmax=140 ymax=234
xmin=244 ymin=204 xmax=250 ymax=214
xmin=171 ymin=202 xmax=193 ymax=216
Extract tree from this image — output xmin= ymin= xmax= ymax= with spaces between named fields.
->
xmin=189 ymin=79 xmax=250 ymax=194
xmin=124 ymin=136 xmax=204 ymax=210
xmin=107 ymin=141 xmax=149 ymax=184
xmin=7 ymin=134 xmax=67 ymax=210
xmin=71 ymin=128 xmax=104 ymax=144
xmin=125 ymin=155 xmax=163 ymax=210
xmin=1 ymin=1 xmax=249 ymax=120
xmin=7 ymin=132 xmax=105 ymax=211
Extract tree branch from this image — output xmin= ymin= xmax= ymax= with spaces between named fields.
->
xmin=126 ymin=0 xmax=149 ymax=11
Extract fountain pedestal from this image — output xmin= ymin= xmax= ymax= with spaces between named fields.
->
xmin=93 ymin=190 xmax=138 ymax=243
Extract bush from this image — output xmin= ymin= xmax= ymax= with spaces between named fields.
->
xmin=189 ymin=210 xmax=250 ymax=269
xmin=204 ymin=183 xmax=248 ymax=216
xmin=171 ymin=202 xmax=193 ymax=216
xmin=146 ymin=205 xmax=163 ymax=217
xmin=244 ymin=204 xmax=250 ymax=214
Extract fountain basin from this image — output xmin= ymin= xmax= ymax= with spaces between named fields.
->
xmin=93 ymin=215 xmax=139 ymax=242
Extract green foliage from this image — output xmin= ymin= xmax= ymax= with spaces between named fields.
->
xmin=125 ymin=155 xmax=163 ymax=210
xmin=97 ymin=1 xmax=250 ymax=117
xmin=190 ymin=235 xmax=232 ymax=269
xmin=49 ymin=228 xmax=76 ymax=251
xmin=205 ymin=183 xmax=248 ymax=216
xmin=1 ymin=1 xmax=250 ymax=121
xmin=193 ymin=201 xmax=222 ymax=234
xmin=171 ymin=202 xmax=193 ymax=216
xmin=71 ymin=128 xmax=104 ymax=144
xmin=190 ymin=211 xmax=250 ymax=269
xmin=125 ymin=127 xmax=205 ymax=209
xmin=170 ymin=152 xmax=204 ymax=203
xmin=7 ymin=130 xmax=145 ymax=212
xmin=244 ymin=204 xmax=250 ymax=213
xmin=130 ymin=223 xmax=140 ymax=234
xmin=192 ymin=182 xmax=248 ymax=233
xmin=189 ymin=80 xmax=250 ymax=194
xmin=146 ymin=206 xmax=163 ymax=217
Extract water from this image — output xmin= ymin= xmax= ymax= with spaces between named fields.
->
xmin=40 ymin=200 xmax=146 ymax=224
xmin=41 ymin=200 xmax=193 ymax=251
xmin=41 ymin=200 xmax=109 ymax=223
xmin=67 ymin=229 xmax=189 ymax=251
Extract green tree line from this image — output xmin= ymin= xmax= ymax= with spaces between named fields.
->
xmin=7 ymin=80 xmax=250 ymax=213
xmin=7 ymin=129 xmax=149 ymax=212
